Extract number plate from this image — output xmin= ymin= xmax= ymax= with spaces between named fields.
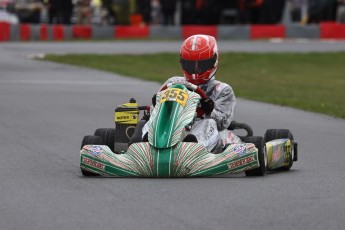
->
xmin=159 ymin=88 xmax=189 ymax=107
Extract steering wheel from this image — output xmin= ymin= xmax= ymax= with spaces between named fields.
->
xmin=159 ymin=82 xmax=208 ymax=118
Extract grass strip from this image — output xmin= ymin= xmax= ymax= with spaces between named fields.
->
xmin=44 ymin=52 xmax=345 ymax=119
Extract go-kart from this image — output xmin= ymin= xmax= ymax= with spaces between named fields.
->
xmin=80 ymin=82 xmax=298 ymax=177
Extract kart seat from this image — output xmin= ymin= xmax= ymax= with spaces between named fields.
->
xmin=128 ymin=120 xmax=147 ymax=145
xmin=183 ymin=134 xmax=198 ymax=143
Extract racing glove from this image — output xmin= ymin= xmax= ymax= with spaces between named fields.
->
xmin=200 ymin=98 xmax=214 ymax=115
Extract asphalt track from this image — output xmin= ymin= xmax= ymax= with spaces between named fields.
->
xmin=0 ymin=41 xmax=345 ymax=230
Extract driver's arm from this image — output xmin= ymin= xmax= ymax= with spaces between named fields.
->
xmin=210 ymin=85 xmax=236 ymax=131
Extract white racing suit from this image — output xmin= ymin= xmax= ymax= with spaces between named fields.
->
xmin=143 ymin=76 xmax=241 ymax=153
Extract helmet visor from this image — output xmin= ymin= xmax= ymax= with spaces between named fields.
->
xmin=180 ymin=55 xmax=217 ymax=74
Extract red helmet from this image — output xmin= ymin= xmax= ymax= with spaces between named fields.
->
xmin=180 ymin=34 xmax=219 ymax=85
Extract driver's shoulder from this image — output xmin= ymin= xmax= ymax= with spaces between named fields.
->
xmin=214 ymin=80 xmax=233 ymax=93
xmin=160 ymin=76 xmax=185 ymax=90
xmin=167 ymin=76 xmax=185 ymax=84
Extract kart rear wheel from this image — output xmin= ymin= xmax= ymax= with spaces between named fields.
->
xmin=264 ymin=129 xmax=294 ymax=171
xmin=94 ymin=128 xmax=115 ymax=152
xmin=80 ymin=135 xmax=104 ymax=177
xmin=243 ymin=136 xmax=267 ymax=177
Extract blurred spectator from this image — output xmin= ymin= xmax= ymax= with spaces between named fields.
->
xmin=0 ymin=0 xmax=15 ymax=13
xmin=160 ymin=0 xmax=176 ymax=25
xmin=199 ymin=0 xmax=222 ymax=25
xmin=337 ymin=0 xmax=345 ymax=22
xmin=195 ymin=0 xmax=211 ymax=24
xmin=181 ymin=0 xmax=196 ymax=24
xmin=47 ymin=0 xmax=73 ymax=24
xmin=0 ymin=0 xmax=18 ymax=24
xmin=61 ymin=0 xmax=73 ymax=24
xmin=101 ymin=0 xmax=116 ymax=24
xmin=308 ymin=0 xmax=337 ymax=23
xmin=0 ymin=0 xmax=12 ymax=9
xmin=112 ymin=0 xmax=133 ymax=25
xmin=321 ymin=0 xmax=337 ymax=21
xmin=219 ymin=1 xmax=240 ymax=24
xmin=46 ymin=0 xmax=56 ymax=23
xmin=14 ymin=0 xmax=43 ymax=23
xmin=308 ymin=0 xmax=323 ymax=23
xmin=137 ymin=0 xmax=151 ymax=25
xmin=239 ymin=0 xmax=264 ymax=24
xmin=76 ymin=0 xmax=92 ymax=24
xmin=2 ymin=0 xmax=342 ymax=26
xmin=181 ymin=0 xmax=222 ymax=25
xmin=260 ymin=0 xmax=286 ymax=24
xmin=151 ymin=0 xmax=161 ymax=25
xmin=291 ymin=0 xmax=303 ymax=22
xmin=91 ymin=0 xmax=102 ymax=24
xmin=0 ymin=10 xmax=18 ymax=23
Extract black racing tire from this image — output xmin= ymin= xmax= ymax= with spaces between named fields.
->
xmin=264 ymin=129 xmax=294 ymax=171
xmin=243 ymin=136 xmax=266 ymax=177
xmin=81 ymin=135 xmax=104 ymax=149
xmin=94 ymin=128 xmax=115 ymax=152
xmin=80 ymin=135 xmax=104 ymax=176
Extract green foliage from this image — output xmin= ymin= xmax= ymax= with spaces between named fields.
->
xmin=44 ymin=52 xmax=345 ymax=118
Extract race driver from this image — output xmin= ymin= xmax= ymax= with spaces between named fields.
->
xmin=143 ymin=34 xmax=240 ymax=153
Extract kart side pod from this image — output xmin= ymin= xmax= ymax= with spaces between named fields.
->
xmin=114 ymin=98 xmax=140 ymax=153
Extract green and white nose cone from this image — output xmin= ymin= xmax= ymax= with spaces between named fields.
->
xmin=80 ymin=142 xmax=260 ymax=177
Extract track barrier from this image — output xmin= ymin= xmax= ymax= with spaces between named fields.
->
xmin=115 ymin=25 xmax=149 ymax=38
xmin=53 ymin=25 xmax=64 ymax=41
xmin=182 ymin=26 xmax=217 ymax=39
xmin=0 ymin=22 xmax=10 ymax=41
xmin=40 ymin=24 xmax=48 ymax=40
xmin=320 ymin=22 xmax=345 ymax=39
xmin=20 ymin=24 xmax=31 ymax=41
xmin=251 ymin=25 xmax=285 ymax=39
xmin=73 ymin=25 xmax=92 ymax=39
xmin=0 ymin=23 xmax=345 ymax=42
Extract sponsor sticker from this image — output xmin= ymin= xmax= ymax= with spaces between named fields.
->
xmin=84 ymin=145 xmax=103 ymax=156
xmin=82 ymin=157 xmax=105 ymax=170
xmin=233 ymin=145 xmax=247 ymax=156
xmin=160 ymin=88 xmax=189 ymax=107
xmin=271 ymin=148 xmax=281 ymax=162
xmin=228 ymin=156 xmax=255 ymax=170
xmin=114 ymin=111 xmax=139 ymax=124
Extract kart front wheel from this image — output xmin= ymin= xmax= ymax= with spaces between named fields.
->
xmin=80 ymin=135 xmax=104 ymax=177
xmin=243 ymin=136 xmax=267 ymax=177
xmin=264 ymin=129 xmax=294 ymax=171
xmin=94 ymin=128 xmax=115 ymax=152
